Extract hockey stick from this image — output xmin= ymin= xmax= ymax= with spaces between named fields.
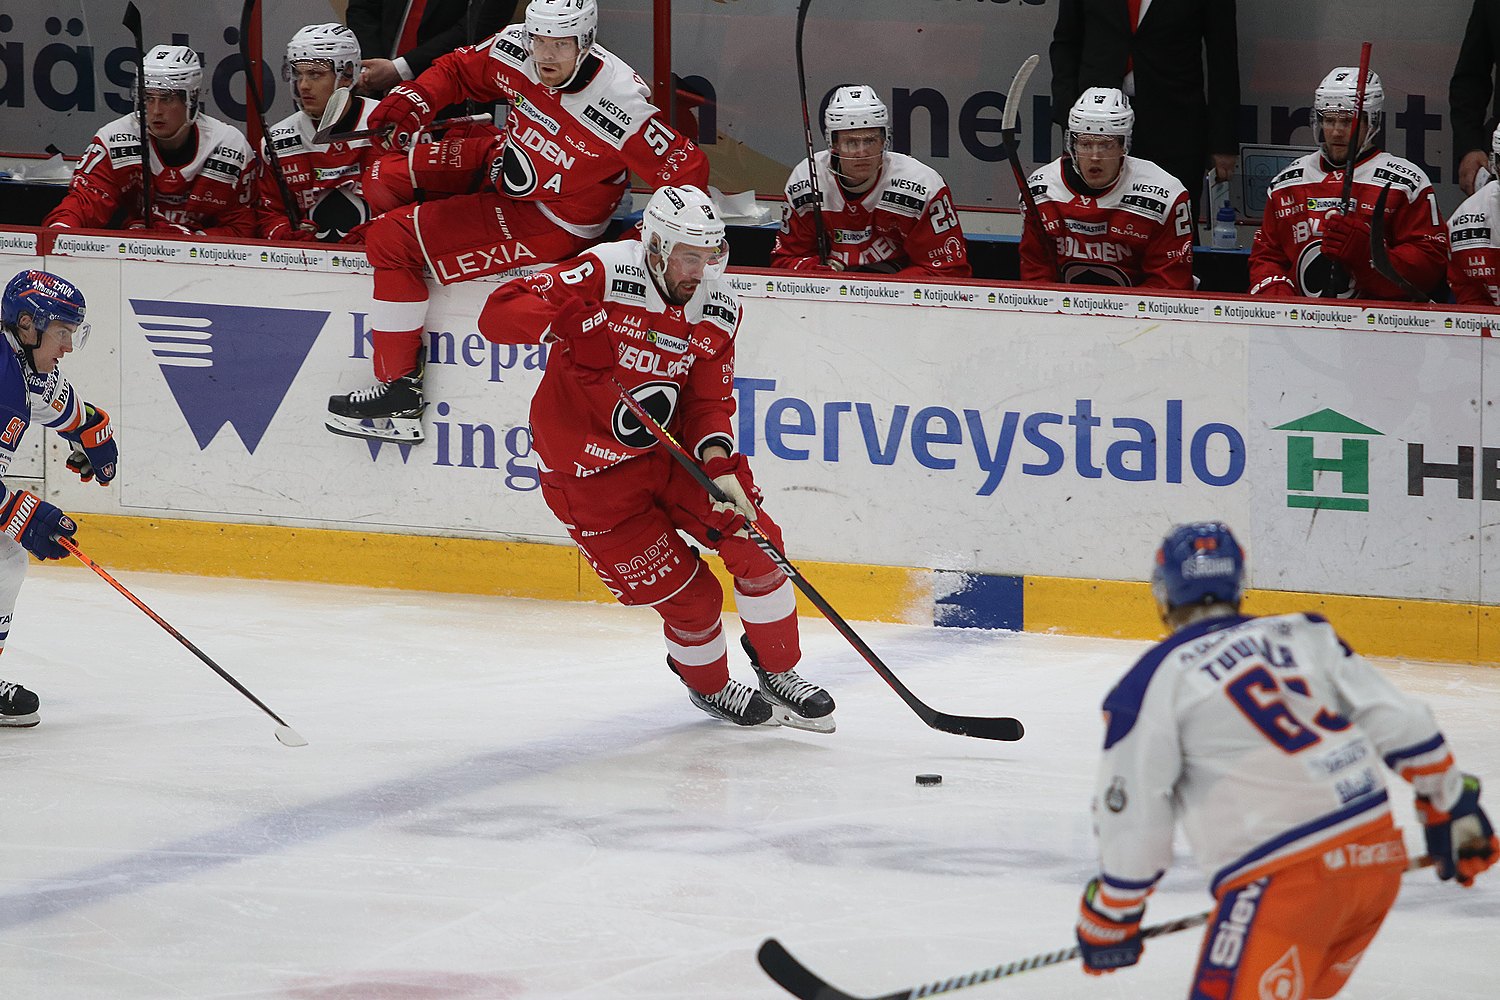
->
xmin=610 ymin=378 xmax=1024 ymax=742
xmin=758 ymin=854 xmax=1437 ymax=1000
xmin=58 ymin=537 xmax=308 ymax=747
xmin=321 ymin=113 xmax=493 ymax=144
xmin=240 ymin=0 xmax=305 ymax=231
xmin=1001 ymin=54 xmax=1060 ymax=281
xmin=794 ymin=0 xmax=833 ymax=265
xmin=1369 ymin=181 xmax=1433 ymax=302
xmin=122 ymin=3 xmax=152 ymax=227
xmin=1324 ymin=41 xmax=1373 ymax=298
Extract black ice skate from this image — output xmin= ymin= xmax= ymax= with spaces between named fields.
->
xmin=668 ymin=657 xmax=778 ymax=728
xmin=325 ymin=367 xmax=426 ymax=443
xmin=743 ymin=634 xmax=836 ymax=733
xmin=0 ymin=679 xmax=39 ymax=728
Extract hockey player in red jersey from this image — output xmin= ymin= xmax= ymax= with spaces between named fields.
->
xmin=1448 ymin=123 xmax=1500 ymax=306
xmin=477 ymin=185 xmax=835 ymax=732
xmin=771 ymin=85 xmax=969 ymax=276
xmin=1076 ymin=523 xmax=1498 ymax=997
xmin=256 ymin=24 xmax=381 ymax=244
xmin=43 ymin=46 xmax=255 ymax=237
xmin=325 ymin=0 xmax=708 ymax=445
xmin=1019 ymin=88 xmax=1193 ymax=289
xmin=1 ymin=270 xmax=120 ymax=729
xmin=1249 ymin=67 xmax=1448 ymax=301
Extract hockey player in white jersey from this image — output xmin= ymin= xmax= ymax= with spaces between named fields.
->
xmin=1020 ymin=88 xmax=1193 ymax=289
xmin=1448 ymin=121 xmax=1500 ymax=306
xmin=1076 ymin=522 xmax=1498 ymax=998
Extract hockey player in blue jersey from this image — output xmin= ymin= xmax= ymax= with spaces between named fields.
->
xmin=0 ymin=269 xmax=118 ymax=728
xmin=1077 ymin=522 xmax=1498 ymax=998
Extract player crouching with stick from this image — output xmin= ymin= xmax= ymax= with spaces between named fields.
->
xmin=1077 ymin=522 xmax=1498 ymax=996
xmin=477 ymin=185 xmax=834 ymax=732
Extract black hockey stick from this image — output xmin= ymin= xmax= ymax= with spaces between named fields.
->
xmin=59 ymin=537 xmax=308 ymax=747
xmin=758 ymin=855 xmax=1436 ymax=1000
xmin=1369 ymin=181 xmax=1433 ymax=302
xmin=240 ymin=0 xmax=305 ymax=230
xmin=610 ymin=378 xmax=1024 ymax=742
xmin=1000 ymin=54 xmax=1060 ymax=281
xmin=122 ymin=3 xmax=152 ymax=226
xmin=1324 ymin=41 xmax=1372 ymax=298
xmin=794 ymin=0 xmax=833 ymax=264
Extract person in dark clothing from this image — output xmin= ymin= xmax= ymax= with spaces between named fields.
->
xmin=345 ymin=0 xmax=519 ymax=96
xmin=1451 ymin=0 xmax=1500 ymax=195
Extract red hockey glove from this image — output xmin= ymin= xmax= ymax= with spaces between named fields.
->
xmin=1248 ymin=275 xmax=1299 ymax=298
xmin=551 ymin=298 xmax=615 ymax=379
xmin=1418 ymin=774 xmax=1500 ymax=887
xmin=369 ymin=81 xmax=438 ymax=150
xmin=1076 ymin=878 xmax=1145 ymax=975
xmin=1321 ymin=210 xmax=1372 ymax=268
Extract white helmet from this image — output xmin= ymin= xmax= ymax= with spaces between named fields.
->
xmin=1067 ymin=87 xmax=1133 ymax=156
xmin=1491 ymin=122 xmax=1500 ymax=185
xmin=525 ymin=0 xmax=598 ymax=56
xmin=142 ymin=44 xmax=203 ymax=119
xmin=823 ymin=85 xmax=889 ymax=141
xmin=1313 ymin=66 xmax=1384 ymax=158
xmin=641 ymin=184 xmax=728 ymax=283
xmin=284 ymin=23 xmax=361 ymax=92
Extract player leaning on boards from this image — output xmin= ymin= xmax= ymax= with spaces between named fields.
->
xmin=255 ymin=24 xmax=381 ymax=244
xmin=477 ymin=185 xmax=834 ymax=732
xmin=1020 ymin=87 xmax=1193 ymax=289
xmin=1077 ymin=522 xmax=1499 ymax=997
xmin=1248 ymin=66 xmax=1447 ymax=301
xmin=1448 ymin=121 xmax=1500 ymax=306
xmin=325 ymin=0 xmax=708 ymax=445
xmin=42 ymin=46 xmax=256 ymax=237
xmin=772 ymin=85 xmax=970 ymax=276
xmin=0 ymin=271 xmax=119 ymax=728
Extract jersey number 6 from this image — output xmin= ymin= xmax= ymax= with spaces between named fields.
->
xmin=1226 ymin=665 xmax=1351 ymax=754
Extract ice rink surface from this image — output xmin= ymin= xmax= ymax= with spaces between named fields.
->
xmin=1 ymin=564 xmax=1496 ymax=999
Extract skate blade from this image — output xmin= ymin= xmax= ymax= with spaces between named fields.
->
xmin=771 ymin=707 xmax=835 ymax=734
xmin=324 ymin=414 xmax=425 ymax=443
xmin=0 ymin=714 xmax=40 ymax=728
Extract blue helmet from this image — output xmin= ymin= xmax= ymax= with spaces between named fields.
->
xmin=2 ymin=269 xmax=89 ymax=345
xmin=1151 ymin=521 xmax=1245 ymax=612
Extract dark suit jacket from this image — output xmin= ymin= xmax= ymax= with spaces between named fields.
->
xmin=345 ymin=0 xmax=520 ymax=76
xmin=1451 ymin=0 xmax=1500 ymax=157
xmin=1050 ymin=0 xmax=1240 ymax=193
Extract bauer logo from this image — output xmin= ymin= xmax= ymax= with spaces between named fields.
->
xmin=1273 ymin=408 xmax=1383 ymax=512
xmin=131 ymin=299 xmax=327 ymax=453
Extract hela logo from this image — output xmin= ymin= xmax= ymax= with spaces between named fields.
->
xmin=132 ymin=299 xmax=327 ymax=453
xmin=1274 ymin=408 xmax=1383 ymax=512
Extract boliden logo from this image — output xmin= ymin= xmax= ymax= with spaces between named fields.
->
xmin=133 ymin=299 xmax=328 ymax=453
xmin=734 ymin=378 xmax=1245 ymax=496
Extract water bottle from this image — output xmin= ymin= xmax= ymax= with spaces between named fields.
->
xmin=1211 ymin=200 xmax=1237 ymax=249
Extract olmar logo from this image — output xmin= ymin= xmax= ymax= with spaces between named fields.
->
xmin=1273 ymin=408 xmax=1383 ymax=512
xmin=130 ymin=299 xmax=328 ymax=453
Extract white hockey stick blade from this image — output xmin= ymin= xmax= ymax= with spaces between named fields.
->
xmin=1003 ymin=54 xmax=1040 ymax=132
xmin=275 ymin=725 xmax=309 ymax=747
xmin=313 ymin=86 xmax=353 ymax=143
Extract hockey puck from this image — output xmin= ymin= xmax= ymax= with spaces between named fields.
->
xmin=915 ymin=773 xmax=942 ymax=786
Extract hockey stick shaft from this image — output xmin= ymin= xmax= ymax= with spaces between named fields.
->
xmin=122 ymin=3 xmax=152 ymax=226
xmin=758 ymin=854 xmax=1435 ymax=1000
xmin=324 ymin=113 xmax=493 ymax=143
xmin=610 ymin=379 xmax=1023 ymax=742
xmin=1325 ymin=41 xmax=1373 ymax=298
xmin=1369 ymin=181 xmax=1433 ymax=302
xmin=58 ymin=537 xmax=307 ymax=747
xmin=240 ymin=0 xmax=304 ymax=230
xmin=1000 ymin=55 xmax=1060 ymax=281
xmin=794 ymin=0 xmax=833 ymax=264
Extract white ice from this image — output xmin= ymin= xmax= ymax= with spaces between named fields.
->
xmin=2 ymin=564 xmax=1496 ymax=999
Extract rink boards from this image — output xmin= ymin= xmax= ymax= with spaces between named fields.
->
xmin=5 ymin=229 xmax=1500 ymax=664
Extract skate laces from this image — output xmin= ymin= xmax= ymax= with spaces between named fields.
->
xmin=346 ymin=381 xmax=390 ymax=404
xmin=711 ymin=679 xmax=756 ymax=715
xmin=765 ymin=668 xmax=819 ymax=702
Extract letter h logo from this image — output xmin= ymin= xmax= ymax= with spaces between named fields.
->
xmin=1274 ymin=408 xmax=1384 ymax=512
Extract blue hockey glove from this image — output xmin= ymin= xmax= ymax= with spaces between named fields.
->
xmin=1 ymin=489 xmax=77 ymax=561
xmin=1076 ymin=878 xmax=1144 ymax=975
xmin=61 ymin=403 xmax=117 ymax=486
xmin=1419 ymin=773 xmax=1500 ymax=887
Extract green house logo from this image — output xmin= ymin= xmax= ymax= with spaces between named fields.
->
xmin=1289 ymin=308 xmax=1299 ymax=320
xmin=1137 ymin=301 xmax=1146 ymax=312
xmin=839 ymin=285 xmax=848 ymax=296
xmin=913 ymin=289 xmax=923 ymax=300
xmin=1273 ymin=408 xmax=1383 ymax=512
xmin=988 ymin=292 xmax=997 ymax=303
xmin=1062 ymin=296 xmax=1072 ymax=308
xmin=1214 ymin=305 xmax=1223 ymax=316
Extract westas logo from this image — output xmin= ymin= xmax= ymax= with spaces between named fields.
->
xmin=131 ymin=299 xmax=327 ymax=453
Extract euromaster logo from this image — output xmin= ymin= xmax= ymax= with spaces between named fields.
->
xmin=1273 ymin=408 xmax=1383 ymax=511
xmin=131 ymin=299 xmax=327 ymax=453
